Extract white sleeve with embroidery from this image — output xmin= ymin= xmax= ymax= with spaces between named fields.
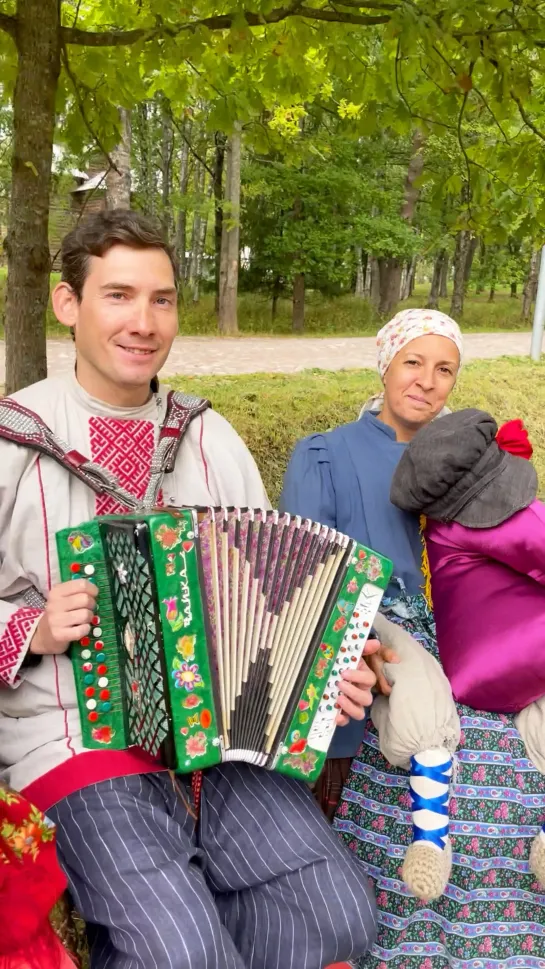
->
xmin=0 ymin=443 xmax=43 ymax=689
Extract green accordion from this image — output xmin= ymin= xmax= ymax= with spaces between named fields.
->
xmin=56 ymin=509 xmax=392 ymax=784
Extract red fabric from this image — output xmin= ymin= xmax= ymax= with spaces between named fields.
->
xmin=88 ymin=417 xmax=162 ymax=516
xmin=0 ymin=788 xmax=67 ymax=956
xmin=496 ymin=419 xmax=533 ymax=460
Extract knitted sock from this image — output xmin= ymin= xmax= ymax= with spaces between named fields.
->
xmin=409 ymin=748 xmax=452 ymax=850
xmin=402 ymin=748 xmax=453 ymax=902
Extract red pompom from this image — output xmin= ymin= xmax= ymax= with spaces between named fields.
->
xmin=496 ymin=419 xmax=533 ymax=460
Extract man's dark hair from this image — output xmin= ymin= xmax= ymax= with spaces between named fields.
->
xmin=61 ymin=209 xmax=179 ymax=301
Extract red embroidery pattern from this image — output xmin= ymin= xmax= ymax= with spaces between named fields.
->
xmin=0 ymin=608 xmax=42 ymax=687
xmin=89 ymin=417 xmax=160 ymax=516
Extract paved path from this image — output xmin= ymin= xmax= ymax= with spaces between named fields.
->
xmin=0 ymin=331 xmax=536 ymax=382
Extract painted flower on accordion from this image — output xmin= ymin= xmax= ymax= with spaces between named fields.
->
xmin=172 ymin=661 xmax=203 ymax=691
xmin=155 ymin=523 xmax=184 ymax=550
xmin=366 ymin=555 xmax=384 ymax=582
xmin=346 ymin=578 xmax=358 ymax=594
xmin=185 ymin=731 xmax=208 ymax=759
xmin=283 ymin=749 xmax=318 ymax=776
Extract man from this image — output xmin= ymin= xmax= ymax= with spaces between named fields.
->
xmin=0 ymin=211 xmax=377 ymax=969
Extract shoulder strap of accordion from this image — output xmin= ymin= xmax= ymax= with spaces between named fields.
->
xmin=141 ymin=390 xmax=211 ymax=507
xmin=0 ymin=398 xmax=143 ymax=510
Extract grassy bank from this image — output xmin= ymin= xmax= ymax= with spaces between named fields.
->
xmin=170 ymin=357 xmax=545 ymax=504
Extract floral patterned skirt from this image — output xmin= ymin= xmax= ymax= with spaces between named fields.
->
xmin=334 ymin=594 xmax=545 ymax=968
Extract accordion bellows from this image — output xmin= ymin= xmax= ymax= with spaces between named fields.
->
xmin=56 ymin=509 xmax=392 ymax=784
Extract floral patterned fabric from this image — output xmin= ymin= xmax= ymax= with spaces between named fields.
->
xmin=334 ymin=593 xmax=545 ymax=968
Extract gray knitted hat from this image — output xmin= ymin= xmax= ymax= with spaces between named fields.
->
xmin=390 ymin=408 xmax=537 ymax=528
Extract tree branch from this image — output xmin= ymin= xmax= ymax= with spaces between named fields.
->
xmin=0 ymin=11 xmax=16 ymax=37
xmin=61 ymin=3 xmax=391 ymax=47
xmin=511 ymin=91 xmax=545 ymax=142
xmin=170 ymin=115 xmax=215 ymax=179
xmin=328 ymin=0 xmax=399 ymax=8
xmin=61 ymin=44 xmax=122 ymax=175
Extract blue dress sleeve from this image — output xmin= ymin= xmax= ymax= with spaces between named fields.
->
xmin=279 ymin=434 xmax=337 ymax=527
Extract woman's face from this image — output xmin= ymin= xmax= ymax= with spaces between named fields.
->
xmin=381 ymin=334 xmax=460 ymax=441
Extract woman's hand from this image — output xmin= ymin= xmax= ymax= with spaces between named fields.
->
xmin=335 ymin=638 xmax=381 ymax=726
xmin=363 ymin=640 xmax=400 ymax=697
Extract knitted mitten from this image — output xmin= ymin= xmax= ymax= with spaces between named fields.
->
xmin=402 ymin=748 xmax=453 ymax=902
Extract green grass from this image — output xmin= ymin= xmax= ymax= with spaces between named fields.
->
xmin=0 ymin=277 xmax=531 ymax=339
xmin=169 ymin=357 xmax=545 ymax=505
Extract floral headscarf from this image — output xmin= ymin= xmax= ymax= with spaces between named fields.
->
xmin=376 ymin=308 xmax=463 ymax=380
xmin=0 ymin=783 xmax=75 ymax=967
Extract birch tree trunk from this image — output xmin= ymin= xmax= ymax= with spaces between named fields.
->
xmin=522 ymin=249 xmax=540 ymax=320
xmin=439 ymin=256 xmax=449 ymax=298
xmin=106 ymin=108 xmax=132 ymax=209
xmin=192 ymin=180 xmax=212 ymax=303
xmin=450 ymin=229 xmax=470 ymax=318
xmin=160 ymin=100 xmax=173 ymax=238
xmin=175 ymin=121 xmax=190 ymax=282
xmin=189 ymin=160 xmax=205 ymax=289
xmin=5 ymin=0 xmax=60 ymax=393
xmin=427 ymin=250 xmax=446 ymax=309
xmin=218 ymin=124 xmax=241 ymax=335
xmin=378 ymin=132 xmax=424 ymax=317
xmin=214 ymin=132 xmax=227 ymax=313
xmin=355 ymin=246 xmax=365 ymax=298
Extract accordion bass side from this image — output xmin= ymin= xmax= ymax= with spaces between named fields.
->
xmin=56 ymin=509 xmax=392 ymax=784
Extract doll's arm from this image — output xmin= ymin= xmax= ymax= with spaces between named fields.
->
xmin=460 ymin=501 xmax=545 ymax=587
xmin=371 ymin=613 xmax=460 ymax=770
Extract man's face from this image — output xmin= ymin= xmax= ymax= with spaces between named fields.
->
xmin=52 ymin=245 xmax=179 ymax=405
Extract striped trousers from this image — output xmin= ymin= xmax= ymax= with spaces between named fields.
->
xmin=48 ymin=766 xmax=376 ymax=969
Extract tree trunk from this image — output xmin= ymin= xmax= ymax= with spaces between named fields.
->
xmin=355 ymin=245 xmax=365 ymax=298
xmin=291 ymin=193 xmax=305 ymax=332
xmin=218 ymin=125 xmax=241 ymax=335
xmin=464 ymin=235 xmax=478 ymax=292
xmin=488 ymin=281 xmax=496 ymax=302
xmin=188 ymin=160 xmax=204 ymax=290
xmin=378 ymin=257 xmax=404 ymax=316
xmin=439 ymin=256 xmax=449 ymax=298
xmin=192 ymin=179 xmax=211 ymax=303
xmin=402 ymin=255 xmax=417 ymax=299
xmin=5 ymin=0 xmax=61 ymax=394
xmin=136 ymin=102 xmax=155 ymax=217
xmin=271 ymin=274 xmax=282 ymax=319
xmin=160 ymin=99 xmax=173 ymax=238
xmin=510 ymin=281 xmax=517 ymax=298
xmin=450 ymin=230 xmax=470 ymax=318
xmin=378 ymin=131 xmax=424 ymax=317
xmin=292 ymin=273 xmax=305 ymax=332
xmin=106 ymin=107 xmax=131 ymax=209
xmin=427 ymin=250 xmax=446 ymax=309
xmin=214 ymin=132 xmax=226 ymax=314
xmin=522 ymin=249 xmax=540 ymax=320
xmin=369 ymin=256 xmax=380 ymax=306
xmin=175 ymin=120 xmax=190 ymax=282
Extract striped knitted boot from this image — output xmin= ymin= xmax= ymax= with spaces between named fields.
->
xmin=402 ymin=748 xmax=453 ymax=902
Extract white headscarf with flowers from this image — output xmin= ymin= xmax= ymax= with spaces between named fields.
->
xmin=376 ymin=308 xmax=463 ymax=380
xmin=359 ymin=307 xmax=463 ymax=419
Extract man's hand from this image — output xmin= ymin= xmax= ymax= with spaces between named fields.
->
xmin=30 ymin=579 xmax=98 ymax=655
xmin=335 ymin=638 xmax=381 ymax=726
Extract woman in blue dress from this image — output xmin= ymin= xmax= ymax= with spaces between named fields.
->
xmin=280 ymin=308 xmax=545 ymax=968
